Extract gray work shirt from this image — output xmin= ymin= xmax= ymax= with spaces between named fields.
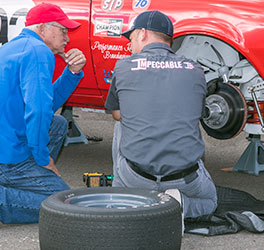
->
xmin=105 ymin=42 xmax=206 ymax=176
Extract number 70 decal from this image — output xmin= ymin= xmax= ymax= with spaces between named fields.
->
xmin=133 ymin=0 xmax=150 ymax=11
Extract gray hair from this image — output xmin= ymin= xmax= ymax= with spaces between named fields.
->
xmin=25 ymin=22 xmax=56 ymax=31
xmin=25 ymin=24 xmax=39 ymax=30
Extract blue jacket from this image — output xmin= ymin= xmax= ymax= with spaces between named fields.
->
xmin=0 ymin=29 xmax=83 ymax=166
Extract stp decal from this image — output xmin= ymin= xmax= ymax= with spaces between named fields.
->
xmin=132 ymin=0 xmax=151 ymax=12
xmin=94 ymin=18 xmax=123 ymax=37
xmin=102 ymin=0 xmax=123 ymax=12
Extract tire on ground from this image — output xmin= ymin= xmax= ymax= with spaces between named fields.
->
xmin=39 ymin=187 xmax=182 ymax=250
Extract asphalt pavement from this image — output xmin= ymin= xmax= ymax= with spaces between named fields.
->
xmin=1 ymin=107 xmax=264 ymax=250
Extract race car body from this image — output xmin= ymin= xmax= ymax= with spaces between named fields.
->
xmin=1 ymin=0 xmax=264 ymax=139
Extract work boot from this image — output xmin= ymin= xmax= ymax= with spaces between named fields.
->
xmin=165 ymin=189 xmax=184 ymax=236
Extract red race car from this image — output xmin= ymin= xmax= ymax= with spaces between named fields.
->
xmin=1 ymin=0 xmax=264 ymax=173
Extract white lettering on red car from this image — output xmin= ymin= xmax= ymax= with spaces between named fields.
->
xmin=102 ymin=0 xmax=123 ymax=12
xmin=91 ymin=41 xmax=131 ymax=59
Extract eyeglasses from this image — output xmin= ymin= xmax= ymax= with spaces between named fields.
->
xmin=46 ymin=23 xmax=68 ymax=35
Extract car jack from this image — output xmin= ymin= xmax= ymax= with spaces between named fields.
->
xmin=232 ymin=134 xmax=264 ymax=175
xmin=61 ymin=106 xmax=89 ymax=146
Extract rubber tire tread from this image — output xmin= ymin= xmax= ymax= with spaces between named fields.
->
xmin=39 ymin=187 xmax=182 ymax=250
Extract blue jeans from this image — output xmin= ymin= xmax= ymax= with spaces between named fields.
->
xmin=112 ymin=122 xmax=217 ymax=218
xmin=0 ymin=115 xmax=69 ymax=224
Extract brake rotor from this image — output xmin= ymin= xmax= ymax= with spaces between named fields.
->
xmin=201 ymin=81 xmax=247 ymax=139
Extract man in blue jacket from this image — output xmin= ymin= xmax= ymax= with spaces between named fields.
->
xmin=0 ymin=3 xmax=86 ymax=223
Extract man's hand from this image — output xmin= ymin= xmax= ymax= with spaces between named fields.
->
xmin=44 ymin=156 xmax=61 ymax=176
xmin=64 ymin=49 xmax=86 ymax=74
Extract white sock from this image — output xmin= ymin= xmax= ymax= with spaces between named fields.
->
xmin=165 ymin=189 xmax=184 ymax=236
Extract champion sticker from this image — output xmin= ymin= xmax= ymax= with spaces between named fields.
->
xmin=94 ymin=18 xmax=123 ymax=37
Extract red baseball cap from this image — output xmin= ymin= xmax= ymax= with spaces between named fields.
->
xmin=25 ymin=3 xmax=80 ymax=30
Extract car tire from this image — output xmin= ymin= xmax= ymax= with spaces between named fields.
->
xmin=39 ymin=187 xmax=182 ymax=250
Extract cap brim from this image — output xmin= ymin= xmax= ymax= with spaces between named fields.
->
xmin=58 ymin=18 xmax=81 ymax=31
xmin=121 ymin=28 xmax=134 ymax=40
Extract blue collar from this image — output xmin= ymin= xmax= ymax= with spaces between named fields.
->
xmin=20 ymin=28 xmax=45 ymax=43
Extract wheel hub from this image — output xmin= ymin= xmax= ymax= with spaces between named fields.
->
xmin=201 ymin=82 xmax=247 ymax=139
xmin=203 ymin=94 xmax=230 ymax=130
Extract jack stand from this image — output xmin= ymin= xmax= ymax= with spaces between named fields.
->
xmin=233 ymin=134 xmax=264 ymax=175
xmin=61 ymin=106 xmax=89 ymax=146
